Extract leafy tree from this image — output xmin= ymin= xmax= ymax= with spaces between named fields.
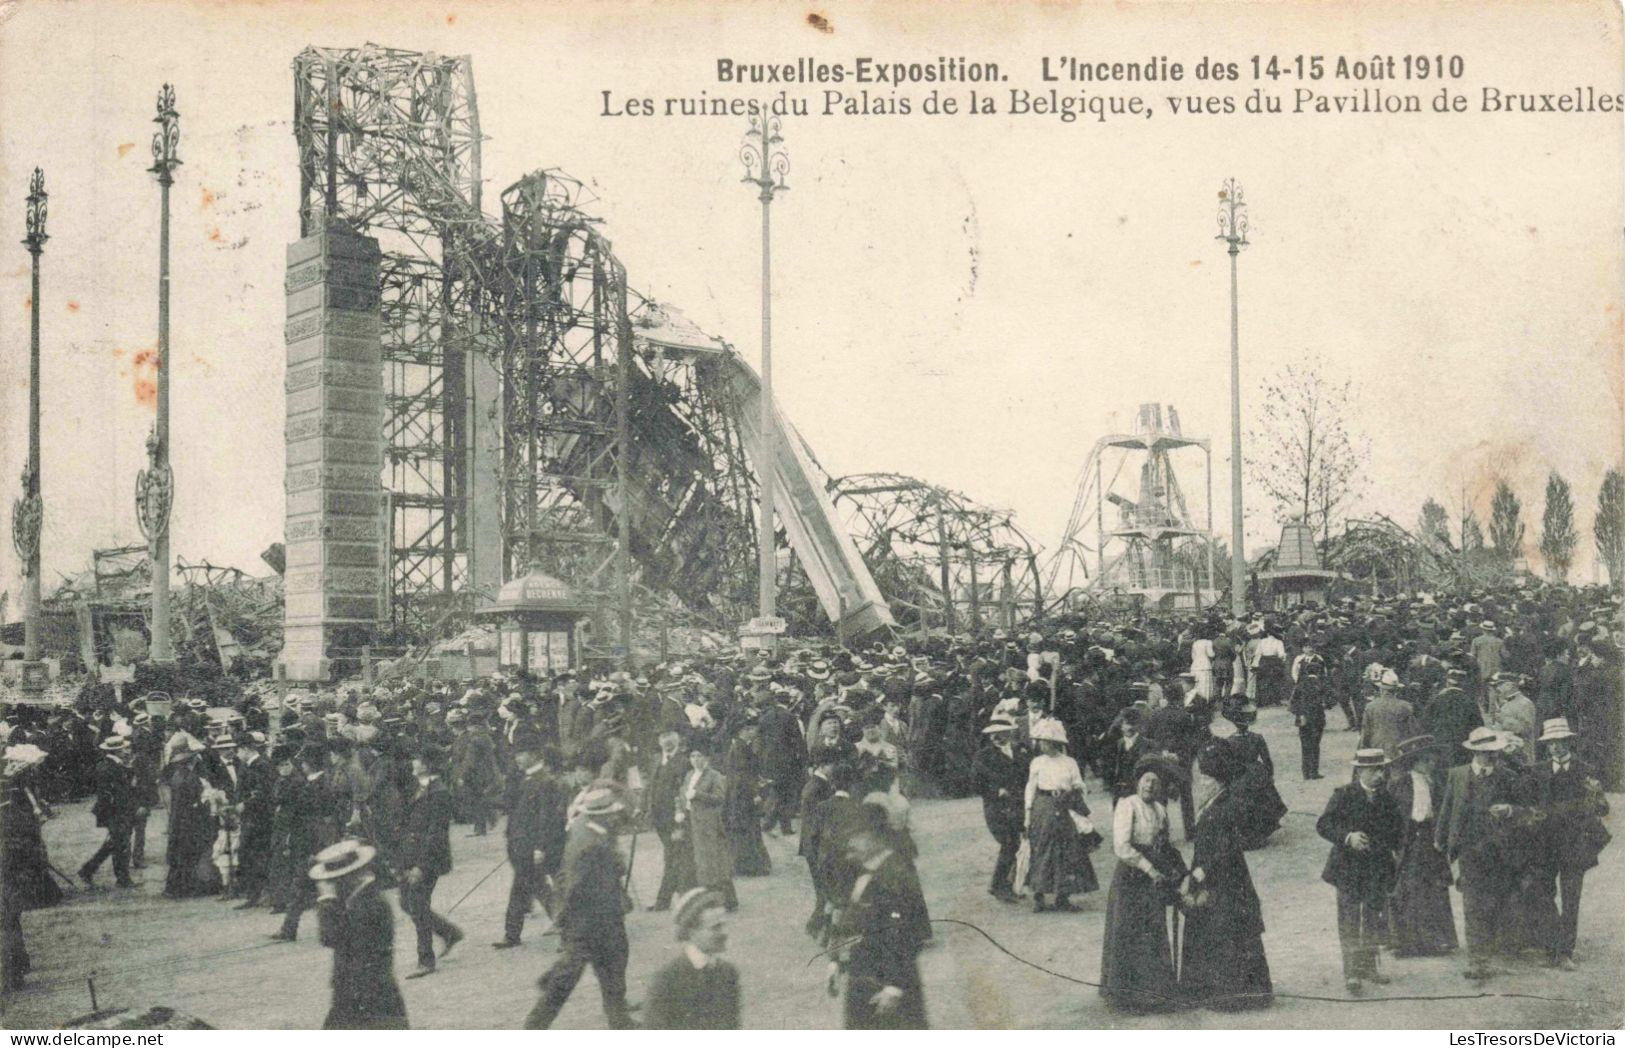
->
xmin=1246 ymin=355 xmax=1368 ymax=544
xmin=1596 ymin=467 xmax=1625 ymax=589
xmin=1539 ymin=472 xmax=1578 ymax=582
xmin=1461 ymin=512 xmax=1486 ymax=553
xmin=1488 ymin=480 xmax=1525 ymax=564
xmin=1418 ymin=497 xmax=1452 ymax=548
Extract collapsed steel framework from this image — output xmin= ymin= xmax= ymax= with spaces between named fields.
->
xmin=829 ymin=473 xmax=1043 ymax=633
xmin=292 ymin=45 xmax=779 ymax=650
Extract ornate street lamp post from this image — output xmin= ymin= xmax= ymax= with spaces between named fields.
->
xmin=1215 ymin=178 xmax=1250 ymax=619
xmin=12 ymin=169 xmax=47 ymax=700
xmin=740 ymin=113 xmax=788 ymax=651
xmin=139 ymin=84 xmax=180 ymax=663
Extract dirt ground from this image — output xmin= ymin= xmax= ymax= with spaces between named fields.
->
xmin=4 ymin=707 xmax=1622 ymax=1030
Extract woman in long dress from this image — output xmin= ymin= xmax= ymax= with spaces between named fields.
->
xmin=1100 ymin=757 xmax=1187 ymax=1013
xmin=1386 ymin=735 xmax=1458 ymax=956
xmin=1221 ymin=701 xmax=1287 ymax=850
xmin=1179 ymin=740 xmax=1273 ymax=1011
xmin=1022 ymin=718 xmax=1099 ymax=913
xmin=679 ymin=748 xmax=737 ymax=911
xmin=163 ymin=748 xmax=218 ymax=899
xmin=723 ymin=723 xmax=772 ymax=876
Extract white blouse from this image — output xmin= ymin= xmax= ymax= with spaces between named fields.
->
xmin=1112 ymin=795 xmax=1168 ymax=875
xmin=1024 ymin=753 xmax=1085 ymax=814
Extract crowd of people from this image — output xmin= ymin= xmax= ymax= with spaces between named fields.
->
xmin=1 ymin=581 xmax=1620 ymax=1027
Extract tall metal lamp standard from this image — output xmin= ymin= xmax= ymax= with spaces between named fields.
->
xmin=1215 ymin=178 xmax=1250 ymax=619
xmin=138 ymin=84 xmax=181 ymax=663
xmin=739 ymin=113 xmax=789 ymax=652
xmin=13 ymin=169 xmax=48 ymax=700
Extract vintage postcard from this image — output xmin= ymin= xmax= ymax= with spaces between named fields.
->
xmin=1 ymin=0 xmax=1621 ymax=1034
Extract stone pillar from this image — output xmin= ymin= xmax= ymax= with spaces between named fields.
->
xmin=276 ymin=228 xmax=384 ymax=682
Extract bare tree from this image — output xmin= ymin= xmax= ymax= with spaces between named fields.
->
xmin=1596 ymin=467 xmax=1625 ymax=589
xmin=1246 ymin=355 xmax=1368 ymax=545
xmin=1539 ymin=471 xmax=1578 ymax=582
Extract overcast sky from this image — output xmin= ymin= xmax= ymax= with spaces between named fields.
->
xmin=2 ymin=0 xmax=1621 ymax=609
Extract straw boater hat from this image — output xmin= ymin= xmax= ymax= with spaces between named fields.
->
xmin=1351 ymin=748 xmax=1390 ymax=769
xmin=1462 ymin=726 xmax=1509 ymax=752
xmin=672 ymin=887 xmax=725 ymax=939
xmin=981 ymin=715 xmax=1017 ymax=735
xmin=1030 ymin=718 xmax=1068 ymax=746
xmin=99 ymin=736 xmax=130 ymax=753
xmin=1538 ymin=717 xmax=1578 ymax=743
xmin=308 ymin=839 xmax=376 ymax=881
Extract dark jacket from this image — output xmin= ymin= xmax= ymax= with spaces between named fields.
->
xmin=318 ymin=878 xmax=408 ymax=1029
xmin=798 ymin=772 xmax=835 ymax=860
xmin=643 ymin=954 xmax=741 ymax=1029
xmin=91 ymin=757 xmax=137 ymax=828
xmin=758 ymin=705 xmax=806 ymax=781
xmin=1526 ymin=757 xmax=1610 ymax=872
xmin=554 ymin=817 xmax=626 ymax=942
xmin=399 ymin=778 xmax=455 ymax=877
xmin=839 ymin=851 xmax=928 ymax=1029
xmin=971 ymin=742 xmax=1026 ymax=839
xmin=647 ymin=750 xmax=689 ymax=837
xmin=1317 ymin=782 xmax=1404 ymax=902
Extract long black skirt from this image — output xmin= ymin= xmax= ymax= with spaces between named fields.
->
xmin=1100 ymin=863 xmax=1180 ymax=1013
xmin=1389 ymin=822 xmax=1458 ymax=956
xmin=1179 ymin=908 xmax=1272 ymax=1010
xmin=1026 ymin=793 xmax=1098 ymax=897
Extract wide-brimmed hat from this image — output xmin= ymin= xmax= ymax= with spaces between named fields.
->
xmin=1221 ymin=700 xmax=1258 ymax=724
xmin=1376 ymin=668 xmax=1401 ymax=690
xmin=981 ymin=716 xmax=1017 ymax=735
xmin=1463 ymin=726 xmax=1508 ymax=752
xmin=1351 ymin=748 xmax=1390 ymax=768
xmin=1133 ymin=753 xmax=1187 ymax=785
xmin=1030 ymin=718 xmax=1068 ymax=746
xmin=99 ymin=736 xmax=130 ymax=753
xmin=308 ymin=839 xmax=377 ymax=881
xmin=576 ymin=784 xmax=627 ymax=817
xmin=1538 ymin=717 xmax=1578 ymax=742
xmin=1390 ymin=734 xmax=1437 ymax=766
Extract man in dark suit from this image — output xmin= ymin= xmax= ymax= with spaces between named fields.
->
xmin=971 ymin=717 xmax=1026 ymax=902
xmin=1291 ymin=647 xmax=1330 ymax=779
xmin=798 ymin=752 xmax=838 ymax=936
xmin=1105 ymin=708 xmax=1154 ymax=801
xmin=758 ymin=689 xmax=807 ymax=836
xmin=1435 ymin=727 xmax=1531 ymax=980
xmin=79 ymin=737 xmax=139 ymax=888
xmin=398 ymin=746 xmax=463 ymax=977
xmin=1525 ymin=718 xmax=1611 ymax=970
xmin=495 ymin=745 xmax=563 ymax=948
xmin=1423 ymin=667 xmax=1483 ymax=766
xmin=1317 ymin=749 xmax=1404 ymax=992
xmin=233 ymin=732 xmax=278 ymax=908
xmin=647 ymin=730 xmax=695 ymax=912
xmin=524 ymin=784 xmax=635 ymax=1030
xmin=832 ymin=804 xmax=929 ymax=1029
xmin=312 ymin=839 xmax=408 ymax=1029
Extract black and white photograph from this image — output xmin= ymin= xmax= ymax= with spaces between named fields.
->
xmin=1 ymin=0 xmax=1622 ymax=1033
